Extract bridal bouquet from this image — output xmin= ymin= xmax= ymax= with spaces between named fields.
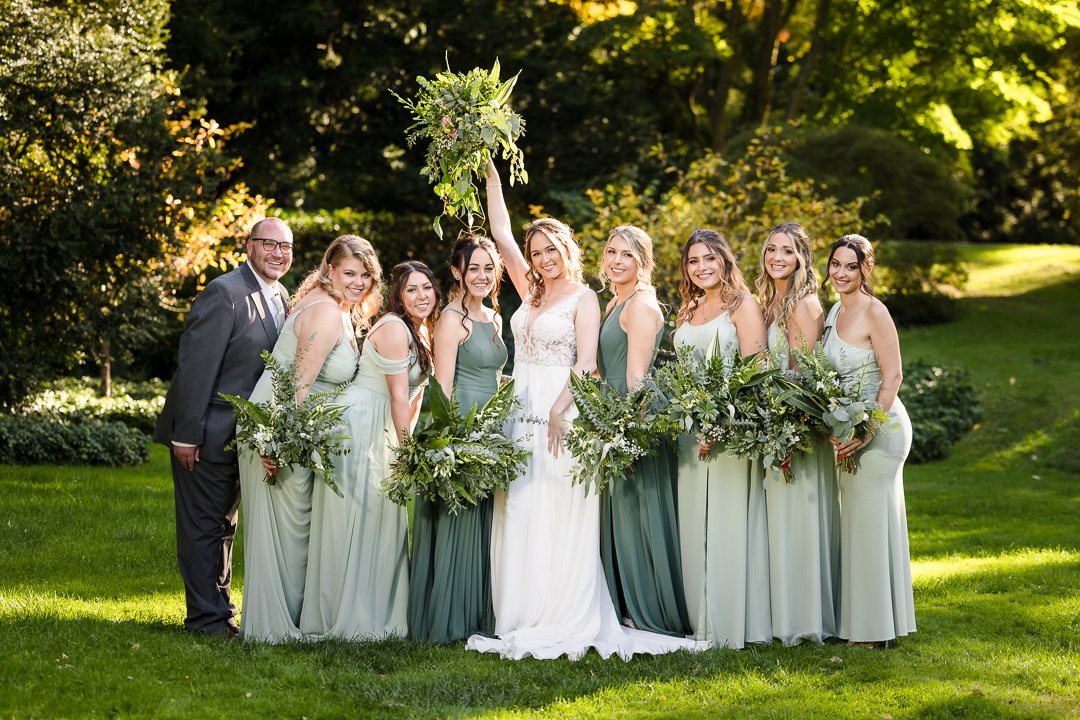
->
xmin=384 ymin=379 xmax=529 ymax=515
xmin=565 ymin=371 xmax=665 ymax=494
xmin=221 ymin=350 xmax=349 ymax=497
xmin=392 ymin=58 xmax=527 ymax=239
xmin=784 ymin=343 xmax=892 ymax=474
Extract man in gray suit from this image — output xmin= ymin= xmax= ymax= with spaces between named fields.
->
xmin=154 ymin=217 xmax=295 ymax=637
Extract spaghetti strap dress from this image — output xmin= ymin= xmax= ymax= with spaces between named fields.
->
xmin=672 ymin=313 xmax=772 ymax=648
xmin=238 ymin=299 xmax=358 ymax=642
xmin=409 ymin=313 xmax=506 ymax=643
xmin=764 ymin=322 xmax=840 ymax=645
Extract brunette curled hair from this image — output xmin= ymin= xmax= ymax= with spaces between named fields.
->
xmin=448 ymin=234 xmax=503 ymax=345
xmin=827 ymin=233 xmax=875 ymax=296
xmin=382 ymin=261 xmax=439 ymax=375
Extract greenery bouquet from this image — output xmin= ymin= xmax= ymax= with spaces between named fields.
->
xmin=384 ymin=379 xmax=529 ymax=515
xmin=393 ymin=58 xmax=527 ymax=239
xmin=785 ymin=343 xmax=892 ymax=474
xmin=655 ymin=342 xmax=779 ymax=463
xmin=221 ymin=350 xmax=349 ymax=497
xmin=565 ymin=371 xmax=665 ymax=494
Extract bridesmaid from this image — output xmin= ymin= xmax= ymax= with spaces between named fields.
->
xmin=823 ymin=234 xmax=915 ymax=647
xmin=300 ymin=261 xmax=436 ymax=639
xmin=755 ymin=222 xmax=840 ymax=646
xmin=409 ymin=234 xmax=507 ymax=643
xmin=672 ymin=228 xmax=771 ymax=648
xmin=238 ymin=234 xmax=380 ymax=642
xmin=597 ymin=225 xmax=692 ymax=638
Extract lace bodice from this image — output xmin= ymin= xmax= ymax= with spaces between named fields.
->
xmin=510 ymin=287 xmax=588 ymax=367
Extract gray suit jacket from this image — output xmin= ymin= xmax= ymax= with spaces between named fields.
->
xmin=154 ymin=263 xmax=286 ymax=464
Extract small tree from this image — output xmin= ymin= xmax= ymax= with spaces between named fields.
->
xmin=578 ymin=125 xmax=874 ymax=311
xmin=0 ymin=0 xmax=267 ymax=404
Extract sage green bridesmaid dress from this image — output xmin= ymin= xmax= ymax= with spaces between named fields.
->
xmin=598 ymin=297 xmax=692 ymax=637
xmin=822 ymin=303 xmax=915 ymax=643
xmin=764 ymin=322 xmax=840 ymax=645
xmin=408 ymin=314 xmax=507 ymax=643
xmin=299 ymin=314 xmax=426 ymax=640
xmin=672 ymin=312 xmax=772 ymax=648
xmin=238 ymin=300 xmax=358 ymax=643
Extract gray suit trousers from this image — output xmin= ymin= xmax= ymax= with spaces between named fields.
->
xmin=171 ymin=453 xmax=242 ymax=634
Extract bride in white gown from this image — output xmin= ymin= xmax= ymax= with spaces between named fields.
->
xmin=466 ymin=161 xmax=705 ymax=660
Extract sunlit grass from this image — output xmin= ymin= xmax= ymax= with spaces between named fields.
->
xmin=956 ymin=243 xmax=1080 ymax=296
xmin=1 ymin=243 xmax=1078 ymax=718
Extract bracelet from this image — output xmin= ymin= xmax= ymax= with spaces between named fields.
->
xmin=486 ymin=183 xmax=502 ymax=189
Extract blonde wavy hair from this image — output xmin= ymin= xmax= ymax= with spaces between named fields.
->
xmin=597 ymin=225 xmax=656 ymax=297
xmin=676 ymin=228 xmax=750 ymax=325
xmin=755 ymin=222 xmax=819 ymax=331
xmin=293 ymin=234 xmax=383 ymax=335
xmin=523 ymin=217 xmax=584 ymax=307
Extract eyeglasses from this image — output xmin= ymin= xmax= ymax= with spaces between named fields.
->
xmin=251 ymin=238 xmax=294 ymax=254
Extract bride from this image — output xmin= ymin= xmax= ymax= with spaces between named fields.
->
xmin=465 ymin=161 xmax=704 ymax=660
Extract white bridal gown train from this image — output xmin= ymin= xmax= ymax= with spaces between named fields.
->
xmin=466 ymin=288 xmax=706 ymax=660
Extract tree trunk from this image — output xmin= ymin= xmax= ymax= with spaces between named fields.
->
xmin=740 ymin=0 xmax=788 ymax=126
xmin=786 ymin=0 xmax=831 ymax=120
xmin=708 ymin=0 xmax=747 ymax=148
xmin=99 ymin=337 xmax=111 ymax=398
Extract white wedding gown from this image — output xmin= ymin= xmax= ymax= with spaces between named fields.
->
xmin=466 ymin=288 xmax=707 ymax=660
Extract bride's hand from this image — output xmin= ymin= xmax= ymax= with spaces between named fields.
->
xmin=547 ymin=408 xmax=567 ymax=458
xmin=260 ymin=457 xmax=279 ymax=478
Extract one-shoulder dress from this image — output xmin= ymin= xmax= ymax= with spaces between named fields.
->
xmin=299 ymin=314 xmax=426 ymax=640
xmin=598 ymin=297 xmax=692 ymax=637
xmin=822 ymin=302 xmax=915 ymax=643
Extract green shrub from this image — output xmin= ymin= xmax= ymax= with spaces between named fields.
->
xmin=876 ymin=241 xmax=967 ymax=327
xmin=0 ymin=415 xmax=149 ymax=466
xmin=903 ymin=362 xmax=981 ymax=464
xmin=22 ymin=377 xmax=166 ymax=434
xmin=781 ymin=125 xmax=969 ymax=241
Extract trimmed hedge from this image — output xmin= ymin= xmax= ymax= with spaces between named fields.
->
xmin=22 ymin=377 xmax=165 ymax=435
xmin=0 ymin=415 xmax=150 ymax=466
xmin=903 ymin=361 xmax=981 ymax=464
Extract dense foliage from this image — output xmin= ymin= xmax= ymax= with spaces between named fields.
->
xmin=903 ymin=362 xmax=982 ymax=464
xmin=0 ymin=415 xmax=150 ymax=466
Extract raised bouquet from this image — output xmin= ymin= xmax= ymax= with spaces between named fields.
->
xmin=654 ymin=344 xmax=780 ymax=464
xmin=384 ymin=379 xmax=529 ymax=515
xmin=565 ymin=371 xmax=666 ymax=494
xmin=783 ymin=343 xmax=892 ymax=474
xmin=221 ymin=350 xmax=349 ymax=497
xmin=393 ymin=58 xmax=527 ymax=238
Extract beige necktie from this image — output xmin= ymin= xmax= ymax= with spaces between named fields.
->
xmin=271 ymin=293 xmax=285 ymax=330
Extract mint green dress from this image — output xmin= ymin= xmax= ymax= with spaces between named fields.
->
xmin=238 ymin=300 xmax=358 ymax=643
xmin=409 ymin=314 xmax=507 ymax=643
xmin=822 ymin=303 xmax=915 ymax=643
xmin=672 ymin=313 xmax=771 ymax=648
xmin=299 ymin=314 xmax=426 ymax=640
xmin=764 ymin=322 xmax=840 ymax=645
xmin=598 ymin=297 xmax=692 ymax=637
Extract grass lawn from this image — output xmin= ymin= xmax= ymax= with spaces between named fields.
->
xmin=1 ymin=243 xmax=1077 ymax=719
